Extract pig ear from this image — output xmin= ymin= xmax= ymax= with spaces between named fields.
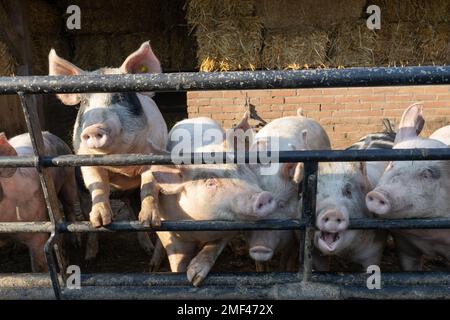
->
xmin=120 ymin=41 xmax=161 ymax=74
xmin=297 ymin=108 xmax=304 ymax=117
xmin=394 ymin=103 xmax=425 ymax=145
xmin=227 ymin=111 xmax=254 ymax=152
xmin=0 ymin=133 xmax=17 ymax=178
xmin=48 ymin=49 xmax=83 ymax=106
xmin=358 ymin=162 xmax=372 ymax=193
xmin=281 ymin=162 xmax=304 ymax=183
xmin=234 ymin=111 xmax=252 ymax=132
xmin=151 ymin=165 xmax=186 ymax=195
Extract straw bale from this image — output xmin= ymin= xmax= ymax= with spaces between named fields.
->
xmin=371 ymin=0 xmax=450 ymax=23
xmin=0 ymin=41 xmax=16 ymax=76
xmin=261 ymin=30 xmax=329 ymax=70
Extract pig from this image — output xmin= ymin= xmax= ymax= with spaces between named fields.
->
xmin=246 ymin=111 xmax=331 ymax=270
xmin=48 ymin=41 xmax=168 ymax=229
xmin=0 ymin=132 xmax=77 ymax=272
xmin=429 ymin=125 xmax=450 ymax=146
xmin=151 ymin=117 xmax=277 ymax=286
xmin=313 ymin=123 xmax=396 ymax=270
xmin=313 ymin=122 xmax=395 ymax=270
xmin=366 ymin=103 xmax=450 ymax=270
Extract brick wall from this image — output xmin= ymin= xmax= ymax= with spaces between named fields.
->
xmin=187 ymin=86 xmax=450 ymax=149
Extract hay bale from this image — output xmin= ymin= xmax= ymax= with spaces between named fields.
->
xmin=328 ymin=21 xmax=378 ymax=67
xmin=417 ymin=23 xmax=450 ymax=65
xmin=375 ymin=22 xmax=450 ymax=66
xmin=371 ymin=0 xmax=450 ymax=23
xmin=256 ymin=0 xmax=365 ymax=30
xmin=25 ymin=0 xmax=62 ymax=35
xmin=0 ymin=41 xmax=16 ymax=76
xmin=61 ymin=0 xmax=163 ymax=34
xmin=73 ymin=33 xmax=170 ymax=70
xmin=261 ymin=30 xmax=329 ymax=69
xmin=30 ymin=35 xmax=70 ymax=75
xmin=186 ymin=0 xmax=263 ymax=71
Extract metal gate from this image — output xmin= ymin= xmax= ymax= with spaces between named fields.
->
xmin=0 ymin=66 xmax=450 ymax=299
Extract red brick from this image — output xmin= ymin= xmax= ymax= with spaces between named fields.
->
xmin=436 ymin=95 xmax=450 ymax=101
xmin=322 ymin=88 xmax=349 ymax=95
xmin=255 ymin=105 xmax=272 ymax=112
xmin=346 ymin=88 xmax=374 ymax=95
xmin=414 ymin=94 xmax=437 ymax=101
xmin=335 ymin=95 xmax=360 ymax=103
xmin=300 ymin=88 xmax=323 ymax=95
xmin=425 ymin=86 xmax=450 ymax=94
xmin=196 ymin=91 xmax=224 ymax=98
xmin=272 ymin=89 xmax=296 ymax=96
xmin=260 ymin=97 xmax=284 ymax=104
xmin=386 ymin=95 xmax=414 ymax=102
xmin=247 ymin=90 xmax=271 ymax=97
xmin=200 ymin=106 xmax=221 ymax=113
xmin=259 ymin=111 xmax=283 ymax=118
xmin=285 ymin=96 xmax=310 ymax=103
xmin=309 ymin=96 xmax=335 ymax=103
xmin=223 ymin=90 xmax=246 ymax=98
xmin=195 ymin=98 xmax=211 ymax=106
xmin=210 ymin=98 xmax=234 ymax=105
xmin=214 ymin=113 xmax=237 ymax=120
xmin=360 ymin=95 xmax=386 ymax=102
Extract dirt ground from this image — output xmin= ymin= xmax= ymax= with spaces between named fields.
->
xmin=1 ymin=199 xmax=449 ymax=275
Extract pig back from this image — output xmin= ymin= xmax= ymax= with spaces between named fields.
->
xmin=255 ymin=116 xmax=331 ymax=150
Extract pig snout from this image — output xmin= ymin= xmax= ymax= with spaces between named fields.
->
xmin=249 ymin=246 xmax=273 ymax=261
xmin=316 ymin=209 xmax=348 ymax=253
xmin=81 ymin=125 xmax=110 ymax=149
xmin=317 ymin=209 xmax=348 ymax=233
xmin=366 ymin=190 xmax=391 ymax=215
xmin=252 ymin=191 xmax=276 ymax=217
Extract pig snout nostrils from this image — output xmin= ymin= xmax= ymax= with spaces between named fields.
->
xmin=253 ymin=191 xmax=276 ymax=217
xmin=366 ymin=190 xmax=391 ymax=215
xmin=249 ymin=246 xmax=274 ymax=261
xmin=318 ymin=210 xmax=348 ymax=232
xmin=81 ymin=126 xmax=110 ymax=149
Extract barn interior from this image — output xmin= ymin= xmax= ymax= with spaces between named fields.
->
xmin=1 ymin=0 xmax=450 ymax=273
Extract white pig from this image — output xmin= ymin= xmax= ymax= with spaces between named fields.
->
xmin=152 ymin=117 xmax=277 ymax=286
xmin=48 ymin=41 xmax=168 ymax=228
xmin=366 ymin=103 xmax=450 ymax=270
xmin=247 ymin=111 xmax=331 ymax=270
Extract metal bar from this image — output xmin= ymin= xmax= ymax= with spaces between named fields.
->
xmin=1 ymin=272 xmax=450 ymax=299
xmin=299 ymin=162 xmax=319 ymax=282
xmin=18 ymin=93 xmax=63 ymax=299
xmin=1 ymin=148 xmax=450 ymax=168
xmin=2 ymin=216 xmax=450 ymax=233
xmin=2 ymin=272 xmax=450 ymax=288
xmin=0 ymin=66 xmax=449 ymax=94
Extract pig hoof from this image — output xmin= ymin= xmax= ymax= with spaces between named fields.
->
xmin=139 ymin=208 xmax=161 ymax=227
xmin=187 ymin=259 xmax=212 ymax=287
xmin=90 ymin=203 xmax=112 ymax=227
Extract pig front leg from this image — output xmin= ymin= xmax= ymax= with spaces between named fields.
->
xmin=139 ymin=169 xmax=161 ymax=226
xmin=157 ymin=231 xmax=197 ymax=272
xmin=81 ymin=166 xmax=112 ymax=227
xmin=394 ymin=235 xmax=423 ymax=271
xmin=187 ymin=236 xmax=232 ymax=287
xmin=23 ymin=233 xmax=48 ymax=272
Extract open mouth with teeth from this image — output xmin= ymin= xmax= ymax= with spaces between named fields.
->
xmin=318 ymin=231 xmax=341 ymax=251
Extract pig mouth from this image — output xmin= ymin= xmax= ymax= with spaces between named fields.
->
xmin=318 ymin=231 xmax=341 ymax=251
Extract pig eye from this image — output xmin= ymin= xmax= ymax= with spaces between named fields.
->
xmin=342 ymin=183 xmax=352 ymax=198
xmin=204 ymin=177 xmax=218 ymax=187
xmin=420 ymin=168 xmax=440 ymax=180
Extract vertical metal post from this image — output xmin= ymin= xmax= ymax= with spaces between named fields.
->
xmin=18 ymin=93 xmax=64 ymax=299
xmin=298 ymin=161 xmax=318 ymax=282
